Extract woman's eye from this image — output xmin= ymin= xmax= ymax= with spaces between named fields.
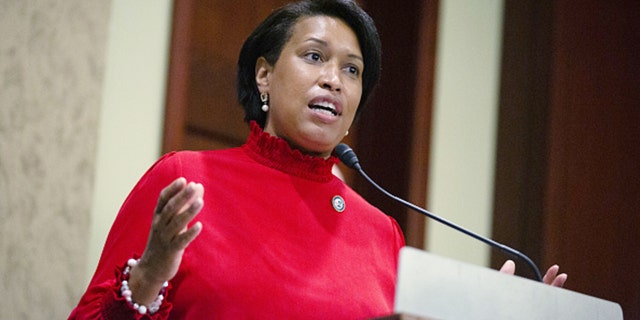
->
xmin=346 ymin=65 xmax=360 ymax=76
xmin=305 ymin=52 xmax=322 ymax=62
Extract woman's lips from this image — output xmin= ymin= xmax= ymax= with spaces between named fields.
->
xmin=308 ymin=96 xmax=342 ymax=117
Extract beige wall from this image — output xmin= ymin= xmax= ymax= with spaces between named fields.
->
xmin=426 ymin=0 xmax=504 ymax=267
xmin=0 ymin=1 xmax=111 ymax=318
xmin=86 ymin=0 xmax=172 ymax=285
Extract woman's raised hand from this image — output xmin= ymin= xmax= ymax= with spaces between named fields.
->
xmin=129 ymin=177 xmax=205 ymax=305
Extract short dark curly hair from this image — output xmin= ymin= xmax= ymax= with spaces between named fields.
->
xmin=236 ymin=0 xmax=382 ymax=128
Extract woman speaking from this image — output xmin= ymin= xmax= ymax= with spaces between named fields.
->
xmin=70 ymin=1 xmax=565 ymax=319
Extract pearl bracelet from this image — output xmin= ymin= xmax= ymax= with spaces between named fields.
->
xmin=120 ymin=258 xmax=168 ymax=315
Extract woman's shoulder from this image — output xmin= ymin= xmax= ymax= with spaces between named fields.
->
xmin=133 ymin=147 xmax=243 ymax=179
xmin=159 ymin=147 xmax=245 ymax=164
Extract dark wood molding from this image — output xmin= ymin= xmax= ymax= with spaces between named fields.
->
xmin=162 ymin=0 xmax=194 ymax=154
xmin=353 ymin=0 xmax=438 ymax=248
xmin=406 ymin=0 xmax=439 ymax=248
xmin=491 ymin=0 xmax=553 ymax=279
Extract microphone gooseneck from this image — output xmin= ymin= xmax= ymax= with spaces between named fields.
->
xmin=334 ymin=143 xmax=543 ymax=282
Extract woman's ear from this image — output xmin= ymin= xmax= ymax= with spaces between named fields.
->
xmin=255 ymin=57 xmax=272 ymax=92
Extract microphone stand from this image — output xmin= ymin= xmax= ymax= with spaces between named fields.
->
xmin=335 ymin=143 xmax=543 ymax=282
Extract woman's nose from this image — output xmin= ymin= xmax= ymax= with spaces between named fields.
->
xmin=319 ymin=64 xmax=342 ymax=92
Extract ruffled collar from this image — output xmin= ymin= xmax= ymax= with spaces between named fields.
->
xmin=242 ymin=121 xmax=339 ymax=182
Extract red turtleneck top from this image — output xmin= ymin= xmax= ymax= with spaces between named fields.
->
xmin=70 ymin=123 xmax=405 ymax=319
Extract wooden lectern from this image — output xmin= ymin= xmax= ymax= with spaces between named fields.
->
xmin=376 ymin=247 xmax=623 ymax=320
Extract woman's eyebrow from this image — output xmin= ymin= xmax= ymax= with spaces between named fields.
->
xmin=304 ymin=37 xmax=363 ymax=62
xmin=304 ymin=37 xmax=329 ymax=47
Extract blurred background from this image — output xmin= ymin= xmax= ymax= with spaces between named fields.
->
xmin=0 ymin=0 xmax=638 ymax=319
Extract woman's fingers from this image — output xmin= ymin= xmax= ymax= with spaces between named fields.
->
xmin=156 ymin=181 xmax=203 ymax=225
xmin=551 ymin=273 xmax=568 ymax=287
xmin=148 ymin=179 xmax=205 ymax=252
xmin=542 ymin=265 xmax=559 ymax=283
xmin=543 ymin=265 xmax=568 ymax=287
xmin=500 ymin=260 xmax=567 ymax=288
xmin=177 ymin=221 xmax=203 ymax=249
xmin=499 ymin=260 xmax=516 ymax=275
xmin=165 ymin=196 xmax=204 ymax=243
xmin=155 ymin=177 xmax=187 ymax=215
xmin=158 ymin=182 xmax=197 ymax=218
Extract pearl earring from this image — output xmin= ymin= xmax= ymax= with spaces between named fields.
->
xmin=345 ymin=130 xmax=349 ymax=136
xmin=260 ymin=92 xmax=269 ymax=112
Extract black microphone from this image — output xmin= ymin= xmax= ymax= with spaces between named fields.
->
xmin=334 ymin=143 xmax=543 ymax=282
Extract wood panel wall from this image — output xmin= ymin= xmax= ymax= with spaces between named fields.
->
xmin=493 ymin=0 xmax=640 ymax=317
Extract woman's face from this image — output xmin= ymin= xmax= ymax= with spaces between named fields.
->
xmin=256 ymin=15 xmax=363 ymax=158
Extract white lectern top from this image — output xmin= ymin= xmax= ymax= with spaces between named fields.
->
xmin=395 ymin=246 xmax=623 ymax=320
